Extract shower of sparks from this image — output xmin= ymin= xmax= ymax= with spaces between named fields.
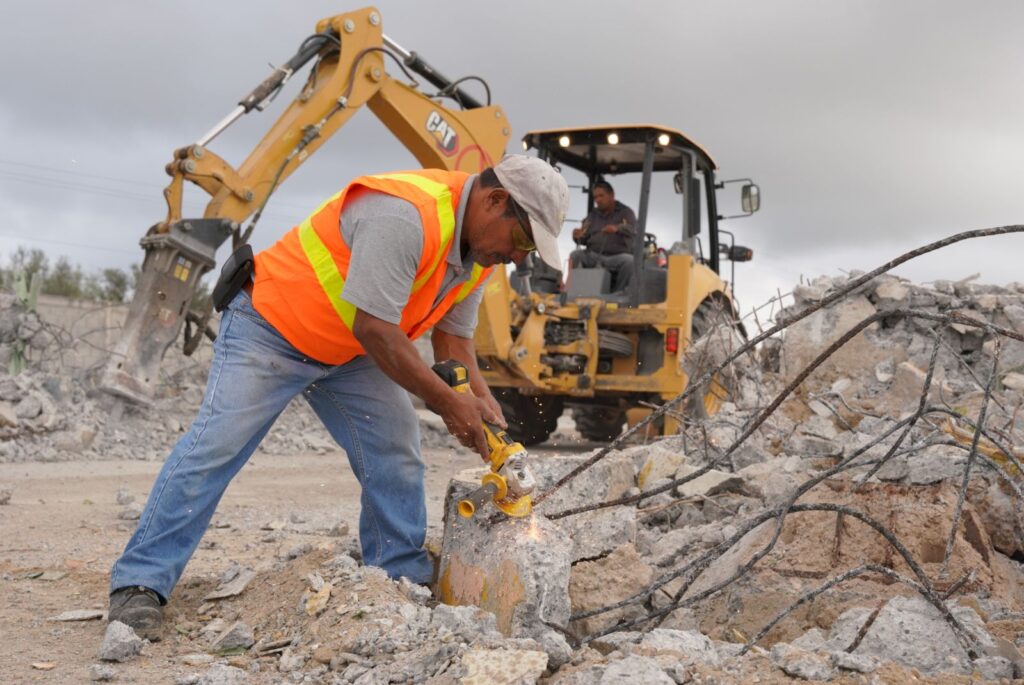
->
xmin=524 ymin=514 xmax=542 ymax=541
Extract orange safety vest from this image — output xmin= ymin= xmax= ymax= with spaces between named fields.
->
xmin=251 ymin=169 xmax=493 ymax=365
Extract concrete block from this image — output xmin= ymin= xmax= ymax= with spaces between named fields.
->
xmin=673 ymin=464 xmax=745 ymax=499
xmin=636 ymin=629 xmax=720 ymax=666
xmin=599 ymin=655 xmax=675 ymax=684
xmin=852 ymin=595 xmax=993 ymax=675
xmin=530 ymin=454 xmax=635 ymax=513
xmin=637 ymin=444 xmax=687 ymax=489
xmin=781 ymin=295 xmax=887 ymax=385
xmin=437 ymin=475 xmax=571 ymax=643
xmin=770 ymin=642 xmax=837 ymax=681
xmin=98 ymin=621 xmax=144 ymax=662
xmin=570 ymin=544 xmax=653 ymax=637
xmin=564 ymin=507 xmax=637 ymax=562
xmin=459 ymin=646 xmax=548 ymax=684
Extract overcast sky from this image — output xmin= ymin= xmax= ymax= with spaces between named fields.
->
xmin=2 ymin=1 xmax=1022 ymax=317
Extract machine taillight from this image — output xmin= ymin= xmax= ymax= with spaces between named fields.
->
xmin=665 ymin=328 xmax=679 ymax=354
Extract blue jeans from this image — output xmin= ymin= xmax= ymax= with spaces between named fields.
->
xmin=110 ymin=290 xmax=430 ymax=600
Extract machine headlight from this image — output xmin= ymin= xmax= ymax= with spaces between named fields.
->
xmin=558 ymin=135 xmax=571 ymax=147
xmin=657 ymin=133 xmax=670 ymax=146
xmin=607 ymin=132 xmax=620 ymax=145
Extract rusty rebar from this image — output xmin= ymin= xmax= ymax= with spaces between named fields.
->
xmin=942 ymin=339 xmax=1000 ymax=573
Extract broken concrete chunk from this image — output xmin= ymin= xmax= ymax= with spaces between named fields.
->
xmin=304 ymin=583 xmax=332 ymax=616
xmin=824 ymin=606 xmax=875 ymax=652
xmin=204 ymin=568 xmax=256 ymax=601
xmin=117 ymin=503 xmax=143 ymax=520
xmin=637 ymin=629 xmax=720 ymax=666
xmin=873 ymin=278 xmax=911 ymax=307
xmin=570 ymin=543 xmax=652 ymax=636
xmin=528 ymin=454 xmax=635 ymax=512
xmin=1002 ymin=372 xmax=1024 ymax=391
xmin=564 ymin=507 xmax=637 ymax=563
xmin=878 ymin=361 xmax=954 ymax=418
xmin=99 ymin=621 xmax=144 ymax=662
xmin=115 ymin=487 xmax=134 ymax=506
xmin=771 ymin=642 xmax=837 ymax=681
xmin=967 ymin=478 xmax=1024 ymax=557
xmin=277 ymin=648 xmax=305 ymax=672
xmin=599 ymin=655 xmax=675 ymax=684
xmin=88 ymin=664 xmax=116 ymax=681
xmin=430 ymin=604 xmax=501 ymax=642
xmin=208 ymin=620 xmax=255 ymax=652
xmin=50 ymin=609 xmax=105 ymax=622
xmin=673 ymin=464 xmax=745 ymax=499
xmin=906 ymin=447 xmax=966 ymax=485
xmin=398 ymin=577 xmax=432 ymax=605
xmin=852 ymin=595 xmax=988 ymax=675
xmin=437 ymin=475 xmax=571 ymax=644
xmin=791 ymin=627 xmax=827 ymax=652
xmin=830 ymin=651 xmax=878 ymax=673
xmin=0 ymin=402 xmax=17 ymax=427
xmin=781 ymin=295 xmax=884 ymax=384
xmin=14 ymin=394 xmax=43 ymax=419
xmin=637 ymin=444 xmax=687 ymax=489
xmin=197 ymin=663 xmax=249 ymax=684
xmin=972 ymin=655 xmax=1014 ymax=681
xmin=460 ymin=646 xmax=548 ymax=685
xmin=0 ymin=486 xmax=12 ymax=505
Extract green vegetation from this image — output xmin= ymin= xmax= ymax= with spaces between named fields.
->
xmin=0 ymin=246 xmax=137 ymax=303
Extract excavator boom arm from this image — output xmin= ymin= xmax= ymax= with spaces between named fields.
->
xmin=102 ymin=7 xmax=510 ymax=404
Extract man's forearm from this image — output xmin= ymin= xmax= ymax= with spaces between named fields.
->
xmin=353 ymin=311 xmax=453 ymax=409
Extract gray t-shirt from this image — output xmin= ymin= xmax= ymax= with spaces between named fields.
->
xmin=337 ymin=176 xmax=484 ymax=338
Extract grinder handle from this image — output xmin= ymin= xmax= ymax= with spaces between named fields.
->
xmin=431 ymin=360 xmax=506 ymax=449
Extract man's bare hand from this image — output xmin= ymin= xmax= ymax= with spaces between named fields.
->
xmin=480 ymin=392 xmax=507 ymax=429
xmin=439 ymin=391 xmax=491 ymax=459
xmin=601 ymin=223 xmax=618 ymax=234
xmin=572 ymin=227 xmax=585 ymax=241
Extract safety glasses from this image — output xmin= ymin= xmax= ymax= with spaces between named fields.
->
xmin=508 ymin=198 xmax=536 ymax=252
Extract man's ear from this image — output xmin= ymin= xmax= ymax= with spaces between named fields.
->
xmin=486 ymin=187 xmax=509 ymax=211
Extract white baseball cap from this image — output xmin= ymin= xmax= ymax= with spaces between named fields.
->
xmin=493 ymin=155 xmax=569 ymax=270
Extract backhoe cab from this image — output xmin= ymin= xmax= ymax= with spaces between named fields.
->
xmin=474 ymin=124 xmax=760 ymax=444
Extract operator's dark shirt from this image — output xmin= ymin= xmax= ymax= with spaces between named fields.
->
xmin=579 ymin=201 xmax=637 ymax=256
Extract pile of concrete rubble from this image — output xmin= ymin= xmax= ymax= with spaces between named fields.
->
xmin=7 ymin=271 xmax=1024 ymax=683
xmin=0 ymin=293 xmax=458 ymax=464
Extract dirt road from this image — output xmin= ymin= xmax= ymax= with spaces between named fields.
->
xmin=0 ymin=442 xmax=583 ymax=683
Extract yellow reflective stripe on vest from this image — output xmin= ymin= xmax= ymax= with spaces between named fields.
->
xmin=299 ymin=218 xmax=356 ymax=329
xmin=373 ymin=173 xmax=456 ymax=290
xmin=455 ymin=264 xmax=486 ymax=303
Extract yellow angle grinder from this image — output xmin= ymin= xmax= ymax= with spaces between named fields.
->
xmin=432 ymin=360 xmax=535 ymax=518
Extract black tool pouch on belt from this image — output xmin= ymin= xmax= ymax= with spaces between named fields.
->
xmin=211 ymin=244 xmax=254 ymax=312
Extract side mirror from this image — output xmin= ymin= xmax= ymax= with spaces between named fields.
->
xmin=741 ymin=184 xmax=761 ymax=213
xmin=726 ymin=245 xmax=753 ymax=262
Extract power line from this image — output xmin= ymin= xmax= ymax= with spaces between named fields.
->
xmin=0 ymin=158 xmax=314 ymax=213
xmin=0 ymin=170 xmax=304 ymax=227
xmin=0 ymin=232 xmax=140 ymax=256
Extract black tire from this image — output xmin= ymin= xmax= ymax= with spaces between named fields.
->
xmin=684 ymin=299 xmax=745 ymax=420
xmin=573 ymin=406 xmax=627 ymax=442
xmin=598 ymin=330 xmax=634 ymax=358
xmin=494 ymin=389 xmax=564 ymax=446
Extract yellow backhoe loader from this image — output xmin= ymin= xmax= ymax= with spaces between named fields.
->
xmin=474 ymin=125 xmax=760 ymax=443
xmin=101 ymin=7 xmax=510 ymax=403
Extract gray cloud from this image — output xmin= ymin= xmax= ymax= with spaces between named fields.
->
xmin=2 ymin=0 xmax=1022 ymax=311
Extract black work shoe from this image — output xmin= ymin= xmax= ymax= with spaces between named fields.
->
xmin=108 ymin=586 xmax=163 ymax=641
